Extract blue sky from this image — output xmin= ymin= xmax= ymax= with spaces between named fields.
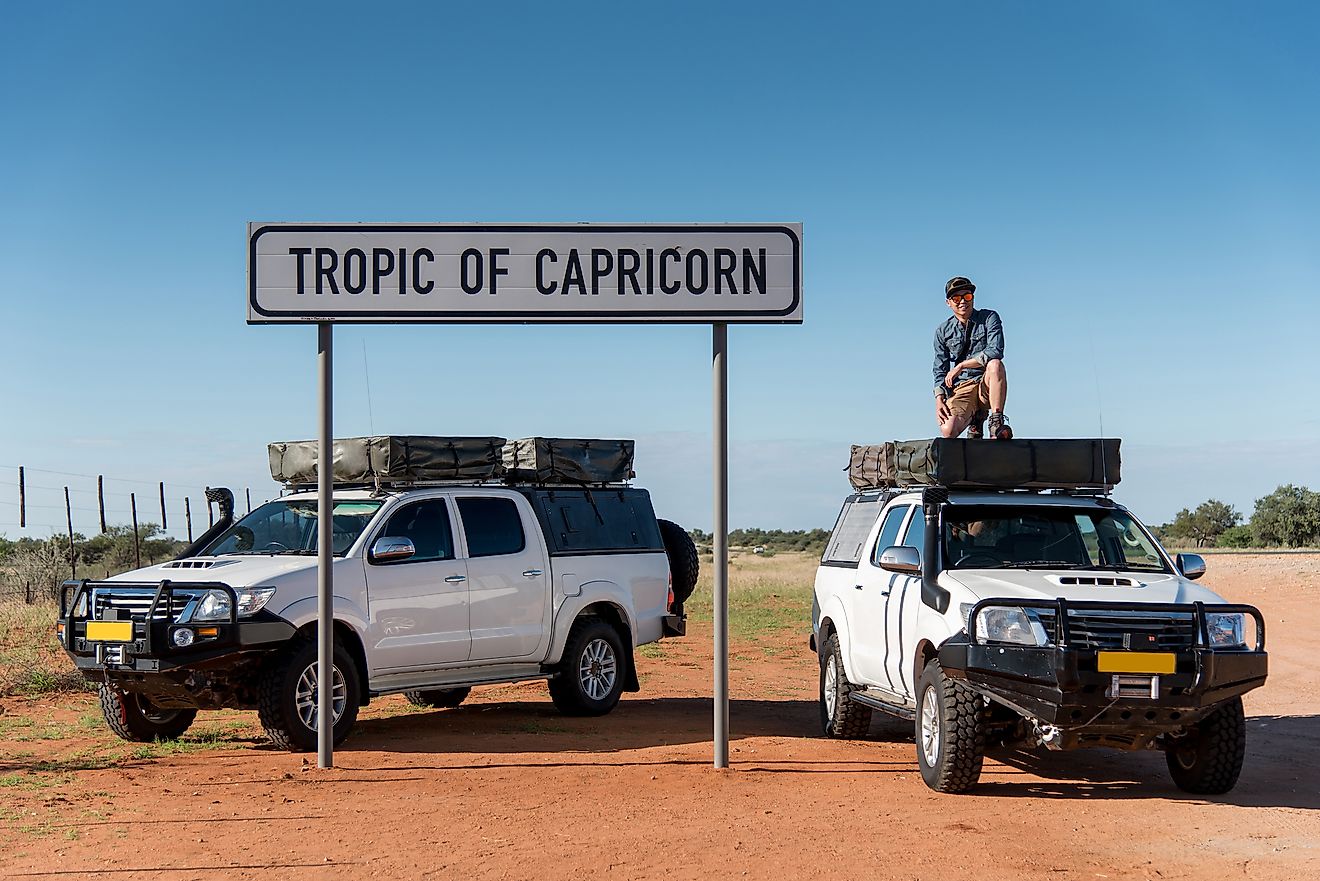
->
xmin=2 ymin=1 xmax=1317 ymax=537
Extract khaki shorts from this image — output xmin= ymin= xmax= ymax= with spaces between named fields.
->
xmin=945 ymin=378 xmax=991 ymax=422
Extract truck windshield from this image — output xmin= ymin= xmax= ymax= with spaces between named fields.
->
xmin=199 ymin=500 xmax=384 ymax=557
xmin=943 ymin=505 xmax=1169 ymax=573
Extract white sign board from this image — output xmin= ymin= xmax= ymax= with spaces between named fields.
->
xmin=248 ymin=223 xmax=801 ymax=324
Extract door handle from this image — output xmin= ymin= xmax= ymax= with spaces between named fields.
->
xmin=522 ymin=569 xmax=543 ymax=578
xmin=444 ymin=575 xmax=466 ymax=584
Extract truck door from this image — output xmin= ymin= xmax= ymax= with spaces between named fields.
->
xmin=851 ymin=504 xmax=913 ymax=690
xmin=457 ymin=494 xmax=550 ymax=662
xmin=883 ymin=510 xmax=925 ymax=698
xmin=365 ymin=496 xmax=471 ymax=670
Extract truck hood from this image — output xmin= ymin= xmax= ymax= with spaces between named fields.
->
xmin=107 ymin=555 xmax=325 ymax=589
xmin=942 ymin=568 xmax=1229 ymax=605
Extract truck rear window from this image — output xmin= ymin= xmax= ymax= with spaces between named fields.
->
xmin=457 ymin=497 xmax=526 ymax=557
xmin=822 ymin=493 xmax=888 ymax=567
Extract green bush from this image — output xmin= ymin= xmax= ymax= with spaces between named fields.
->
xmin=1215 ymin=524 xmax=1257 ymax=548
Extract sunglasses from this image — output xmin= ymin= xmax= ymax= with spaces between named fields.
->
xmin=948 ymin=292 xmax=974 ymax=303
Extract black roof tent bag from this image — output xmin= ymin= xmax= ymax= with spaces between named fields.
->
xmin=848 ymin=438 xmax=1121 ymax=491
xmin=269 ymin=436 xmax=507 ymax=485
xmin=502 ymin=438 xmax=635 ymax=485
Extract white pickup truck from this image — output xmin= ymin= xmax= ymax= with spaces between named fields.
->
xmin=60 ymin=480 xmax=696 ymax=751
xmin=813 ymin=440 xmax=1268 ymax=795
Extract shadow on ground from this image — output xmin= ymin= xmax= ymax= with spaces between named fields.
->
xmin=975 ymin=714 xmax=1320 ymax=810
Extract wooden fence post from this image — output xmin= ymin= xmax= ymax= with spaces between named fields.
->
xmin=65 ymin=486 xmax=76 ymax=579
xmin=18 ymin=466 xmax=25 ymax=528
xmin=185 ymin=497 xmax=193 ymax=543
xmin=98 ymin=475 xmax=107 ymax=533
xmin=246 ymin=488 xmax=252 ymax=514
xmin=159 ymin=481 xmax=168 ymax=531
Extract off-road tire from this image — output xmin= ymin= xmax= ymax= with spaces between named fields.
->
xmin=915 ymin=659 xmax=985 ymax=793
xmin=658 ymin=519 xmax=700 ymax=606
xmin=99 ymin=684 xmax=197 ymax=742
xmin=258 ymin=638 xmax=361 ymax=752
xmin=819 ymin=631 xmax=872 ymax=738
xmin=404 ymin=687 xmax=471 ymax=709
xmin=549 ymin=616 xmax=626 ymax=717
xmin=1165 ymin=697 xmax=1246 ymax=795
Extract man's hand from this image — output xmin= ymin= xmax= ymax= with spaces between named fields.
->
xmin=945 ymin=366 xmax=962 ymax=388
xmin=936 ymin=396 xmax=951 ymax=424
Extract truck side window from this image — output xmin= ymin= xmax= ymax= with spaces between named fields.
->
xmin=870 ymin=506 xmax=911 ymax=566
xmin=377 ymin=499 xmax=455 ymax=563
xmin=458 ymin=497 xmax=527 ymax=557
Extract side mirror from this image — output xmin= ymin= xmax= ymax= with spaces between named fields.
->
xmin=370 ymin=536 xmax=416 ymax=564
xmin=1176 ymin=553 xmax=1206 ymax=580
xmin=878 ymin=545 xmax=921 ymax=575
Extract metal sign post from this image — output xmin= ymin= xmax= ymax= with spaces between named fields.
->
xmin=248 ymin=222 xmax=801 ymax=769
xmin=316 ymin=323 xmax=334 ymax=767
xmin=712 ymin=324 xmax=729 ymax=768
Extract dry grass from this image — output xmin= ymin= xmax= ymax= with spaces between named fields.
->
xmin=685 ymin=551 xmax=817 ymax=640
xmin=0 ymin=600 xmax=87 ymax=697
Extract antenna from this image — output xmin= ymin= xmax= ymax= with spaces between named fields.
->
xmin=1086 ymin=326 xmax=1110 ymax=495
xmin=362 ymin=339 xmax=376 ymax=436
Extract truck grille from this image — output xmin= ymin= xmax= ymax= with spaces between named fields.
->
xmin=89 ymin=588 xmax=197 ymax=623
xmin=1035 ymin=610 xmax=1198 ymax=650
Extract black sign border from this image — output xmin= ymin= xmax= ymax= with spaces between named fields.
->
xmin=248 ymin=224 xmax=801 ymax=324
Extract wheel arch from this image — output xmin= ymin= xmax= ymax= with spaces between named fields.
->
xmin=816 ymin=596 xmax=860 ymax=683
xmin=913 ymin=638 xmax=939 ymax=692
xmin=574 ymin=600 xmax=639 ymax=692
xmin=292 ymin=619 xmax=371 ymax=707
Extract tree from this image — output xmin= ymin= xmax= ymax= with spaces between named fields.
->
xmin=1250 ymin=485 xmax=1320 ymax=548
xmin=1167 ymin=499 xmax=1241 ymax=548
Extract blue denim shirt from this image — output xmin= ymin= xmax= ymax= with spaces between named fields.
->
xmin=933 ymin=308 xmax=1004 ymax=397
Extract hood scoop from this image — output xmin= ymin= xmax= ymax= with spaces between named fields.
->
xmin=1049 ymin=574 xmax=1137 ymax=588
xmin=161 ymin=559 xmax=238 ymax=570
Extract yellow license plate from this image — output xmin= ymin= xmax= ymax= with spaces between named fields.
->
xmin=1097 ymin=651 xmax=1176 ymax=674
xmin=85 ymin=621 xmax=134 ymax=642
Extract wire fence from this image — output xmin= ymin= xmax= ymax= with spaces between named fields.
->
xmin=0 ymin=463 xmax=262 ymax=605
xmin=0 ymin=464 xmax=258 ymax=540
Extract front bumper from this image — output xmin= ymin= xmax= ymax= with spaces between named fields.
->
xmin=59 ymin=579 xmax=295 ymax=678
xmin=939 ymin=599 xmax=1268 ymax=737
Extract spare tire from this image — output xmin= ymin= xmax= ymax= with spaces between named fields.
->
xmin=658 ymin=519 xmax=700 ymax=605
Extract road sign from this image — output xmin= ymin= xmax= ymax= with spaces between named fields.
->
xmin=248 ymin=223 xmax=801 ymax=324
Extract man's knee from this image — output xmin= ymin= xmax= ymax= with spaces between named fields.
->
xmin=985 ymin=358 xmax=1006 ymax=380
xmin=939 ymin=419 xmax=960 ymax=439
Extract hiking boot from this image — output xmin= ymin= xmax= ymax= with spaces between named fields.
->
xmin=988 ymin=411 xmax=1013 ymax=441
xmin=966 ymin=413 xmax=986 ymax=440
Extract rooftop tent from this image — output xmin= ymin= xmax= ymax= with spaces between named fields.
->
xmin=269 ymin=436 xmax=508 ymax=485
xmin=502 ymin=437 xmax=635 ymax=485
xmin=849 ymin=438 xmax=1121 ymax=492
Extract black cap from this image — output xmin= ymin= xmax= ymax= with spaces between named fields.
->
xmin=945 ymin=276 xmax=976 ymax=298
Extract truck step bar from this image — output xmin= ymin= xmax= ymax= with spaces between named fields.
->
xmin=848 ymin=689 xmax=916 ymax=720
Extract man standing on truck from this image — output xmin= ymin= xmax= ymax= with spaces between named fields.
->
xmin=933 ymin=276 xmax=1013 ymax=440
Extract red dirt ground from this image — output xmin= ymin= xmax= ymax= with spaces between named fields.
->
xmin=2 ymin=553 xmax=1317 ymax=880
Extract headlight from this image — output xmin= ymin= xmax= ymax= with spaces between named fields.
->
xmin=1206 ymin=612 xmax=1245 ymax=648
xmin=189 ymin=587 xmax=275 ymax=622
xmin=974 ymin=606 xmax=1052 ymax=647
xmin=236 ymin=587 xmax=276 ymax=617
xmin=191 ymin=590 xmax=232 ymax=622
